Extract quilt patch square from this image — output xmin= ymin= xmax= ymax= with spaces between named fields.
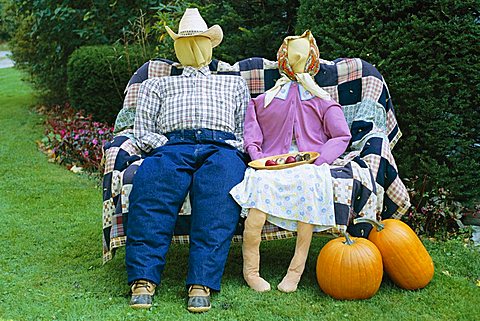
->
xmin=362 ymin=76 xmax=384 ymax=102
xmin=332 ymin=178 xmax=353 ymax=206
xmin=104 ymin=147 xmax=119 ymax=174
xmin=123 ymin=83 xmax=141 ymax=108
xmin=148 ymin=60 xmax=173 ymax=78
xmin=338 ymin=79 xmax=362 ymax=106
xmin=337 ymin=58 xmax=363 ymax=84
xmin=241 ymin=69 xmax=265 ymax=95
xmin=102 ymin=199 xmax=115 ymax=228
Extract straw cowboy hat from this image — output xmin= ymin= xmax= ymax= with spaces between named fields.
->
xmin=165 ymin=8 xmax=223 ymax=48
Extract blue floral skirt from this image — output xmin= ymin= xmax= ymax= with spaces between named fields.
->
xmin=230 ymin=164 xmax=335 ymax=232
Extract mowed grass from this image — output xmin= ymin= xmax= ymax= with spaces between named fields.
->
xmin=0 ymin=67 xmax=479 ymax=321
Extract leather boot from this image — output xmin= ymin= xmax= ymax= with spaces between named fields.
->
xmin=129 ymin=279 xmax=156 ymax=308
xmin=278 ymin=222 xmax=314 ymax=293
xmin=187 ymin=285 xmax=211 ymax=313
xmin=242 ymin=208 xmax=271 ymax=292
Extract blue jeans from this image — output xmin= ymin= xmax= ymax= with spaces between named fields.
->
xmin=126 ymin=129 xmax=247 ymax=291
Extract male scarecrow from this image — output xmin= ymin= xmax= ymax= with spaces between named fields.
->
xmin=125 ymin=8 xmax=250 ymax=313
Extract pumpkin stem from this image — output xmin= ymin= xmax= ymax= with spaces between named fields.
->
xmin=343 ymin=232 xmax=355 ymax=245
xmin=353 ymin=217 xmax=385 ymax=232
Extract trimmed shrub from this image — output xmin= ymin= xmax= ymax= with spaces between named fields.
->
xmin=297 ymin=0 xmax=480 ymax=209
xmin=67 ymin=45 xmax=153 ymax=124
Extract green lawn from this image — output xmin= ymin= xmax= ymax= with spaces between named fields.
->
xmin=0 ymin=67 xmax=479 ymax=321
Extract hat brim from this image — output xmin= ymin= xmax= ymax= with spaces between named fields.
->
xmin=165 ymin=25 xmax=223 ymax=48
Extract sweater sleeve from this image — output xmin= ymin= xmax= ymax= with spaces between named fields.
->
xmin=315 ymin=104 xmax=351 ymax=165
xmin=243 ymin=98 xmax=264 ymax=160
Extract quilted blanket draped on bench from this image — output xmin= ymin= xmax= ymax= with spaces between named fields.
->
xmin=102 ymin=57 xmax=410 ymax=263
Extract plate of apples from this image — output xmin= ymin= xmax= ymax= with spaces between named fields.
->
xmin=248 ymin=152 xmax=320 ymax=170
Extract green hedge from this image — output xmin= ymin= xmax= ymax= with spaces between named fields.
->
xmin=297 ymin=0 xmax=480 ymax=206
xmin=198 ymin=0 xmax=299 ymax=62
xmin=67 ymin=45 xmax=152 ymax=124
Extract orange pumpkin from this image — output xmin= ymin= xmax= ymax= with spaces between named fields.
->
xmin=316 ymin=233 xmax=383 ymax=300
xmin=355 ymin=218 xmax=434 ymax=290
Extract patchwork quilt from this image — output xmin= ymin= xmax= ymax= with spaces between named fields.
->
xmin=102 ymin=57 xmax=410 ymax=263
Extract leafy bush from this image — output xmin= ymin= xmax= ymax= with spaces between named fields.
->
xmin=38 ymin=104 xmax=114 ymax=174
xmin=67 ymin=45 xmax=153 ymax=124
xmin=297 ymin=0 xmax=480 ymax=208
xmin=146 ymin=0 xmax=300 ymax=62
xmin=402 ymin=176 xmax=468 ymax=238
xmin=0 ymin=0 xmax=14 ymax=41
xmin=5 ymin=0 xmax=165 ymax=103
xmin=148 ymin=1 xmax=192 ymax=61
xmin=193 ymin=0 xmax=299 ymax=62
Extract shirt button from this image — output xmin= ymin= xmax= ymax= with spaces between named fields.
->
xmin=197 ymin=130 xmax=202 ymax=134
xmin=349 ymin=89 xmax=354 ymax=93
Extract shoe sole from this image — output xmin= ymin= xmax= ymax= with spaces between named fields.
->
xmin=130 ymin=303 xmax=152 ymax=309
xmin=187 ymin=306 xmax=211 ymax=313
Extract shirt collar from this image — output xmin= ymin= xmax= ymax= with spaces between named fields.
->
xmin=274 ymin=82 xmax=315 ymax=101
xmin=182 ymin=65 xmax=212 ymax=77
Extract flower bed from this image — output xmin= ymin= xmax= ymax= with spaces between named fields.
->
xmin=37 ymin=104 xmax=113 ymax=174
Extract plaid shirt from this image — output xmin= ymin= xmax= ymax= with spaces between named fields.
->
xmin=134 ymin=65 xmax=250 ymax=152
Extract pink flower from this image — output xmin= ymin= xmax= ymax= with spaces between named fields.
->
xmin=98 ymin=129 xmax=104 ymax=135
xmin=92 ymin=138 xmax=98 ymax=145
xmin=74 ymin=134 xmax=79 ymax=140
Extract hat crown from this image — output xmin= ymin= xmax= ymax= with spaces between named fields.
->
xmin=165 ymin=8 xmax=223 ymax=48
xmin=178 ymin=8 xmax=208 ymax=36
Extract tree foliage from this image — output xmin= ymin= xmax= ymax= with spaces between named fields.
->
xmin=297 ymin=0 xmax=480 ymax=205
xmin=194 ymin=0 xmax=299 ymax=62
xmin=5 ymin=0 xmax=163 ymax=103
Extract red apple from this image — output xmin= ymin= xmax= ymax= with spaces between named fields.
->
xmin=265 ymin=159 xmax=277 ymax=166
xmin=285 ymin=156 xmax=296 ymax=164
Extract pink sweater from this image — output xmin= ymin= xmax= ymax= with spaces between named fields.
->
xmin=244 ymin=82 xmax=351 ymax=165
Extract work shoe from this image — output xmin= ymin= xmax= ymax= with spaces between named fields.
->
xmin=187 ymin=285 xmax=211 ymax=313
xmin=129 ymin=279 xmax=156 ymax=309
